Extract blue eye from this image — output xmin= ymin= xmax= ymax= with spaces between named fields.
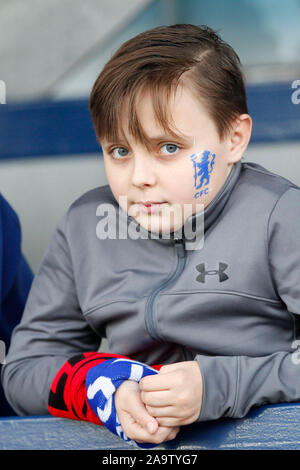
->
xmin=112 ymin=147 xmax=129 ymax=159
xmin=160 ymin=143 xmax=180 ymax=155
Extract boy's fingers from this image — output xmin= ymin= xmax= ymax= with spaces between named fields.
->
xmin=164 ymin=426 xmax=181 ymax=441
xmin=126 ymin=420 xmax=160 ymax=443
xmin=141 ymin=390 xmax=171 ymax=407
xmin=127 ymin=395 xmax=159 ymax=434
xmin=159 ymin=363 xmax=183 ymax=373
xmin=157 ymin=413 xmax=196 ymax=427
xmin=156 ymin=417 xmax=181 ymax=427
xmin=153 ymin=425 xmax=180 ymax=442
xmin=139 ymin=373 xmax=173 ymax=391
xmin=159 ymin=361 xmax=201 ymax=375
xmin=135 ymin=425 xmax=180 ymax=445
xmin=145 ymin=404 xmax=175 ymax=417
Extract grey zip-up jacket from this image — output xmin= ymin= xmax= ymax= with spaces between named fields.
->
xmin=2 ymin=160 xmax=300 ymax=421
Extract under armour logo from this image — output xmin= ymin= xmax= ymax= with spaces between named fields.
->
xmin=196 ymin=262 xmax=229 ymax=283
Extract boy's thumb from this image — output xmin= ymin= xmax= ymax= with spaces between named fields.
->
xmin=131 ymin=399 xmax=158 ymax=434
xmin=146 ymin=419 xmax=158 ymax=434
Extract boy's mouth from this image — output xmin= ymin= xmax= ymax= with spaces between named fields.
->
xmin=137 ymin=201 xmax=168 ymax=214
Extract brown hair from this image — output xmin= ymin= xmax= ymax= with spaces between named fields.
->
xmin=89 ymin=24 xmax=248 ymax=147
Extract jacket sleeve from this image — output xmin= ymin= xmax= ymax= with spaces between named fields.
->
xmin=195 ymin=187 xmax=300 ymax=421
xmin=1 ymin=211 xmax=101 ymax=416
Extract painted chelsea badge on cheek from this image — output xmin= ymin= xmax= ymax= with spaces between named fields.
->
xmin=190 ymin=150 xmax=216 ymax=199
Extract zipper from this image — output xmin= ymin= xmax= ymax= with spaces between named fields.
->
xmin=145 ymin=237 xmax=187 ymax=341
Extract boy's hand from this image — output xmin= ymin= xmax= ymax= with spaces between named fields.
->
xmin=139 ymin=361 xmax=203 ymax=427
xmin=114 ymin=380 xmax=180 ymax=445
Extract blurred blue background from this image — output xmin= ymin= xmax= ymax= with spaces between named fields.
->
xmin=0 ymin=0 xmax=300 ymax=272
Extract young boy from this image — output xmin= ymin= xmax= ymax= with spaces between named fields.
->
xmin=2 ymin=24 xmax=300 ymax=447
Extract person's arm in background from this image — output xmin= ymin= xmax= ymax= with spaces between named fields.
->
xmin=0 ymin=194 xmax=33 ymax=416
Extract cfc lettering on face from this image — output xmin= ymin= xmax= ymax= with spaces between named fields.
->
xmin=190 ymin=150 xmax=216 ymax=199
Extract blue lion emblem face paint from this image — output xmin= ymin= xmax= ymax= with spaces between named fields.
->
xmin=190 ymin=150 xmax=216 ymax=199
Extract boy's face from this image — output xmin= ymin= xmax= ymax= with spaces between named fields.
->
xmin=101 ymin=85 xmax=248 ymax=235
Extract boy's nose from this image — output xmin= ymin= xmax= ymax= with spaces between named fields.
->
xmin=131 ymin=155 xmax=157 ymax=188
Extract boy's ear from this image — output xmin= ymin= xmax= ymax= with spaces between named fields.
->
xmin=227 ymin=114 xmax=252 ymax=164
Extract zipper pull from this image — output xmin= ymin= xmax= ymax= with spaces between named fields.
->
xmin=174 ymin=237 xmax=185 ymax=258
